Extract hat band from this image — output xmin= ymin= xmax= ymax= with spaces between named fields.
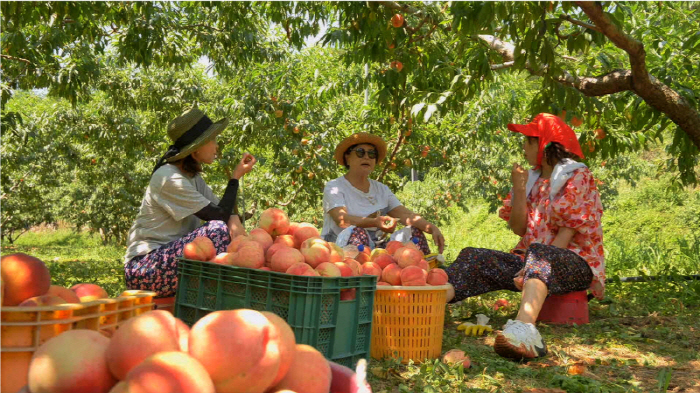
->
xmin=174 ymin=115 xmax=214 ymax=149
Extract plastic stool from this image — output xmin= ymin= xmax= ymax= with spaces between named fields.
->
xmin=153 ymin=297 xmax=175 ymax=314
xmin=537 ymin=291 xmax=589 ymax=325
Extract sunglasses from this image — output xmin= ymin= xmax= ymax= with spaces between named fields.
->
xmin=347 ymin=147 xmax=378 ymax=159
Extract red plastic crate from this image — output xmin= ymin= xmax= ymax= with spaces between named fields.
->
xmin=537 ymin=291 xmax=589 ymax=325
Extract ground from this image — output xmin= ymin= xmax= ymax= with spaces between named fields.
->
xmin=2 ymin=227 xmax=699 ymax=392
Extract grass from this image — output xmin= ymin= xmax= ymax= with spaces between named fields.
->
xmin=2 ymin=177 xmax=699 ymax=392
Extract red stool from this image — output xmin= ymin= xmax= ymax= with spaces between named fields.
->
xmin=153 ymin=297 xmax=175 ymax=314
xmin=537 ymin=291 xmax=589 ymax=325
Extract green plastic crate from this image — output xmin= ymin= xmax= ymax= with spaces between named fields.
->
xmin=174 ymin=258 xmax=376 ymax=369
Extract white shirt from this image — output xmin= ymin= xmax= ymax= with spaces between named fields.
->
xmin=124 ymin=164 xmax=218 ymax=263
xmin=321 ymin=176 xmax=402 ymax=237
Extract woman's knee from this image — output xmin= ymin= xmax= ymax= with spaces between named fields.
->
xmin=206 ymin=220 xmax=228 ymax=233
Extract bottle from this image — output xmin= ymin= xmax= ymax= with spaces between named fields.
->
xmin=342 ymin=244 xmax=359 ymax=259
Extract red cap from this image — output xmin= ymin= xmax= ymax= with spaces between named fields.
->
xmin=507 ymin=113 xmax=584 ymax=167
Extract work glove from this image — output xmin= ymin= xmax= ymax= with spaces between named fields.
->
xmin=457 ymin=314 xmax=493 ymax=336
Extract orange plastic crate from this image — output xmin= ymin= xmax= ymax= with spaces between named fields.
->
xmin=0 ymin=290 xmax=155 ymax=392
xmin=370 ymin=285 xmax=449 ymax=363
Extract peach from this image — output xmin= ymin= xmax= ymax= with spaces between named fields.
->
xmin=293 ymin=223 xmax=320 ymax=248
xmin=106 ymin=310 xmax=189 ymax=380
xmin=344 ymin=258 xmax=362 ymax=276
xmin=340 ymin=288 xmax=356 ymax=300
xmin=354 ymin=252 xmax=371 ymax=264
xmin=227 ymin=235 xmax=255 ymax=253
xmin=377 ymin=281 xmax=391 ymax=286
xmin=211 ymin=252 xmax=235 ymax=265
xmin=427 ymin=268 xmax=448 ymax=285
xmin=385 ymin=241 xmax=404 ymax=255
xmin=418 ymin=259 xmax=430 ymax=272
xmin=394 ymin=247 xmax=422 ymax=268
xmin=1 ymin=253 xmax=51 ymax=306
xmin=286 ymin=222 xmax=301 ymax=237
xmin=189 ymin=310 xmax=282 ymax=393
xmin=260 ymin=267 xmax=272 ymax=271
xmin=270 ymin=344 xmax=331 ymax=393
xmin=370 ymin=248 xmax=388 ymax=261
xmin=262 ymin=312 xmax=297 ymax=386
xmin=442 ymin=349 xmax=470 ymax=368
xmin=259 ymin=208 xmax=291 ymax=237
xmin=47 ymin=285 xmax=81 ymax=303
xmin=401 ymin=266 xmax=427 ymax=286
xmin=274 ymin=234 xmax=296 ymax=248
xmin=404 ymin=241 xmax=423 ymax=254
xmin=18 ymin=294 xmax=65 ymax=307
xmin=266 ymin=243 xmax=288 ymax=264
xmin=381 ymin=264 xmax=402 ymax=286
xmin=286 ymin=263 xmax=319 ymax=276
xmin=300 ymin=237 xmax=330 ymax=268
xmin=372 ymin=254 xmax=396 ymax=270
xmin=124 ymin=351 xmax=215 ymax=393
xmin=250 ymin=228 xmax=274 ymax=252
xmin=231 ymin=242 xmax=265 ymax=269
xmin=271 ymin=247 xmax=305 ymax=273
xmin=27 ymin=329 xmax=117 ymax=393
xmin=361 ymin=262 xmax=382 ymax=281
xmin=183 ymin=236 xmax=216 ymax=261
xmin=108 ymin=382 xmax=128 ymax=393
xmin=71 ymin=283 xmax=109 ymax=300
xmin=315 ymin=262 xmax=341 ymax=277
xmin=328 ymin=242 xmax=345 ymax=262
xmin=333 ymin=262 xmax=353 ymax=277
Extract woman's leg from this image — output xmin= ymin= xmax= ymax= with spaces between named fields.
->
xmin=124 ymin=220 xmax=230 ymax=297
xmin=495 ymin=243 xmax=593 ymax=360
xmin=516 ymin=243 xmax=594 ymax=323
xmin=444 ymin=247 xmax=524 ymax=303
xmin=410 ymin=227 xmax=431 ymax=255
xmin=346 ymin=227 xmax=372 ymax=249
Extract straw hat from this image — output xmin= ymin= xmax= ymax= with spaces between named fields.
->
xmin=165 ymin=107 xmax=229 ymax=162
xmin=334 ymin=133 xmax=388 ymax=166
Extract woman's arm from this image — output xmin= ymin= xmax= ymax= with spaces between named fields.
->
xmin=387 ymin=205 xmax=445 ymax=253
xmin=551 ymin=227 xmax=576 ymax=249
xmin=328 ymin=207 xmax=397 ymax=232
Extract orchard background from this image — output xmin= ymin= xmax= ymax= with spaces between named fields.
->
xmin=1 ymin=2 xmax=699 ymax=391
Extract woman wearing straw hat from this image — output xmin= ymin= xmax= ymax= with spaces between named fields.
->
xmin=123 ymin=106 xmax=257 ymax=298
xmin=321 ymin=133 xmax=445 ymax=254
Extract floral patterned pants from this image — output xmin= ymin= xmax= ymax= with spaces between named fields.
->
xmin=347 ymin=226 xmax=431 ymax=254
xmin=445 ymin=243 xmax=593 ymax=303
xmin=124 ymin=220 xmax=230 ymax=298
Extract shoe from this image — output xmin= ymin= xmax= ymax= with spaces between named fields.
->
xmin=494 ymin=319 xmax=547 ymax=360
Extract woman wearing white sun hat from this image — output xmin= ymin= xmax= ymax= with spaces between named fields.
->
xmin=321 ymin=132 xmax=445 ymax=254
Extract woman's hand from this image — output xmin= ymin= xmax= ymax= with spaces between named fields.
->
xmin=430 ymin=226 xmax=446 ymax=254
xmin=511 ymin=163 xmax=528 ymax=192
xmin=229 ymin=153 xmax=257 ymax=180
xmin=513 ymin=268 xmax=525 ymax=291
xmin=374 ymin=215 xmax=398 ymax=233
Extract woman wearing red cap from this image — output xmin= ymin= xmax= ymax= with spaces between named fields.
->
xmin=445 ymin=113 xmax=605 ymax=360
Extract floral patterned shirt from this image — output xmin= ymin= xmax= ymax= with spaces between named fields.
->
xmin=499 ymin=168 xmax=605 ymax=299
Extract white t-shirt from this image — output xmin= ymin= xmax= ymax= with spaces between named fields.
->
xmin=124 ymin=164 xmax=219 ymax=263
xmin=321 ymin=176 xmax=402 ymax=238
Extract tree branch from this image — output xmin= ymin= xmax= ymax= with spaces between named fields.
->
xmin=479 ymin=25 xmax=700 ymax=149
xmin=1 ymin=54 xmax=34 ymax=66
xmin=559 ymin=14 xmax=601 ymax=32
xmin=576 ymin=1 xmax=700 ymax=149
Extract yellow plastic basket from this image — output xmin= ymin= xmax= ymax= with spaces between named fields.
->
xmin=0 ymin=290 xmax=155 ymax=392
xmin=370 ymin=285 xmax=449 ymax=363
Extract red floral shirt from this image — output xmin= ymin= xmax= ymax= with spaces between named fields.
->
xmin=499 ymin=168 xmax=605 ymax=299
